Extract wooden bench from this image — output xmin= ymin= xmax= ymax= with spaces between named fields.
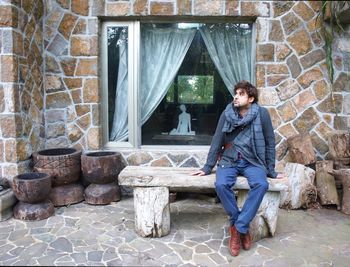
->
xmin=118 ymin=166 xmax=288 ymax=241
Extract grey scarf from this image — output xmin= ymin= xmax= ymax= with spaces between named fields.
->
xmin=222 ymin=102 xmax=267 ymax=168
xmin=222 ymin=103 xmax=259 ymax=133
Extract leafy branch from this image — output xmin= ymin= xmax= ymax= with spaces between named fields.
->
xmin=318 ymin=1 xmax=347 ymax=114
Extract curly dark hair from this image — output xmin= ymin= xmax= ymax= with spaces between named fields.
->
xmin=233 ymin=80 xmax=258 ymax=103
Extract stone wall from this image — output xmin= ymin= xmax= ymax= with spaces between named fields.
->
xmin=333 ymin=24 xmax=350 ymax=129
xmin=0 ymin=0 xmax=45 ymax=182
xmin=44 ymin=0 xmax=100 ymax=151
xmin=43 ymin=0 xmax=349 ymax=170
xmin=1 ymin=1 xmax=349 ymax=179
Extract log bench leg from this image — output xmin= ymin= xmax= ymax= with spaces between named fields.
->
xmin=237 ymin=190 xmax=281 ymax=242
xmin=134 ymin=187 xmax=170 ymax=237
xmin=0 ymin=189 xmax=17 ymax=221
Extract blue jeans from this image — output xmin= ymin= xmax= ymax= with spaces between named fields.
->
xmin=215 ymin=158 xmax=268 ymax=234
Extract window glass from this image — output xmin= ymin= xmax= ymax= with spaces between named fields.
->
xmin=141 ymin=23 xmax=252 ymax=145
xmin=105 ymin=22 xmax=253 ymax=146
xmin=169 ymin=75 xmax=214 ymax=104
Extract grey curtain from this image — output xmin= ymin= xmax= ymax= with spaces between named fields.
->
xmin=199 ymin=24 xmax=252 ymax=95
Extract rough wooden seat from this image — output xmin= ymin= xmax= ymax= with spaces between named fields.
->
xmin=119 ymin=166 xmax=287 ymax=192
xmin=118 ymin=166 xmax=288 ymax=241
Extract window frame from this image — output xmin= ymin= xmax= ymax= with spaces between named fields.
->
xmin=101 ymin=21 xmax=140 ymax=149
xmin=101 ymin=19 xmax=256 ymax=150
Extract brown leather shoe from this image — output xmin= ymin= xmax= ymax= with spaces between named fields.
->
xmin=240 ymin=231 xmax=252 ymax=250
xmin=228 ymin=226 xmax=241 ymax=256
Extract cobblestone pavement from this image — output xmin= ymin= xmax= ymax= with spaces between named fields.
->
xmin=0 ymin=195 xmax=349 ymax=266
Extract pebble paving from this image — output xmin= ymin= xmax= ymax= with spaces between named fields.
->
xmin=0 ymin=195 xmax=349 ymax=266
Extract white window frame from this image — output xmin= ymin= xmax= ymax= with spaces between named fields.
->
xmin=101 ymin=21 xmax=140 ymax=149
xmin=101 ymin=20 xmax=256 ymax=150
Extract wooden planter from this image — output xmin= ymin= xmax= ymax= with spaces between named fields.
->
xmin=81 ymin=151 xmax=124 ymax=205
xmin=13 ymin=199 xmax=54 ymax=221
xmin=32 ymin=148 xmax=82 ymax=187
xmin=12 ymin=172 xmax=51 ymax=204
xmin=49 ymin=183 xmax=84 ymax=206
xmin=81 ymin=151 xmax=124 ymax=184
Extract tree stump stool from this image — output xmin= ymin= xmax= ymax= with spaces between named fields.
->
xmin=81 ymin=151 xmax=125 ymax=205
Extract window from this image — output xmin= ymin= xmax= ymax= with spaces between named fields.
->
xmin=102 ymin=21 xmax=254 ymax=148
xmin=167 ymin=75 xmax=215 ymax=104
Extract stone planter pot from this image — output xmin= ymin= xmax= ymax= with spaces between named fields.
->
xmin=12 ymin=172 xmax=51 ymax=204
xmin=81 ymin=151 xmax=124 ymax=184
xmin=32 ymin=148 xmax=82 ymax=187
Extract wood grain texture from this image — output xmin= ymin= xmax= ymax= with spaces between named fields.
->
xmin=118 ymin=166 xmax=288 ymax=192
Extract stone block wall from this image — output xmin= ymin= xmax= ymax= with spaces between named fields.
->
xmin=42 ymin=0 xmax=349 ymax=169
xmin=0 ymin=0 xmax=349 ymax=179
xmin=0 ymin=0 xmax=45 ymax=181
xmin=44 ymin=0 xmax=100 ymax=151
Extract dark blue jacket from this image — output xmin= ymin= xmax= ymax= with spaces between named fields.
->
xmin=201 ymin=106 xmax=277 ymax=178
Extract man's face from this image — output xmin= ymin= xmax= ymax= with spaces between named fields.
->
xmin=233 ymin=88 xmax=254 ymax=108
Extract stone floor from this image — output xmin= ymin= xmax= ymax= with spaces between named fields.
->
xmin=0 ymin=194 xmax=349 ymax=266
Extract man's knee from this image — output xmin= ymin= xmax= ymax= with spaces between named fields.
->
xmin=215 ymin=181 xmax=231 ymax=192
xmin=254 ymin=180 xmax=269 ymax=192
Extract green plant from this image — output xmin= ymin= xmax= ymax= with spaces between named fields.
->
xmin=318 ymin=1 xmax=347 ymax=114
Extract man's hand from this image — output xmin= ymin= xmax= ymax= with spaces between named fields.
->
xmin=191 ymin=170 xmax=206 ymax=176
xmin=276 ymin=172 xmax=285 ymax=179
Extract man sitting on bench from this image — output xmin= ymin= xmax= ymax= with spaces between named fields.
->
xmin=192 ymin=80 xmax=284 ymax=257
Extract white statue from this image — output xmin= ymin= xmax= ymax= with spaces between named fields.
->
xmin=169 ymin=104 xmax=195 ymax=135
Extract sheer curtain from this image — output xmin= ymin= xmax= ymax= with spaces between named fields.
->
xmin=110 ymin=29 xmax=129 ymax=141
xmin=140 ymin=25 xmax=196 ymax=126
xmin=110 ymin=25 xmax=195 ymax=141
xmin=200 ymin=24 xmax=252 ymax=95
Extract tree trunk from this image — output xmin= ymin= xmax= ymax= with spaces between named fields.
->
xmin=315 ymin=161 xmax=339 ymax=208
xmin=287 ymin=134 xmax=316 ymax=165
xmin=280 ymin=163 xmax=317 ymax=209
xmin=328 ymin=131 xmax=350 ymax=159
xmin=331 ymin=169 xmax=350 ymax=215
xmin=134 ymin=187 xmax=170 ymax=237
xmin=334 ymin=157 xmax=350 ymax=170
xmin=237 ymin=190 xmax=281 ymax=242
xmin=333 ymin=157 xmax=349 ymax=202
